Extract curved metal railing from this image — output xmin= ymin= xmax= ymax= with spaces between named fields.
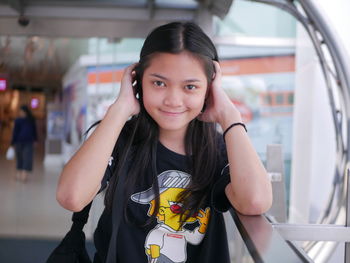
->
xmin=243 ymin=0 xmax=350 ymax=261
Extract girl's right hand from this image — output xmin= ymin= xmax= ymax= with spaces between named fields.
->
xmin=113 ymin=63 xmax=141 ymax=117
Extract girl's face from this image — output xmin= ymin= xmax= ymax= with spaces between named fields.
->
xmin=142 ymin=51 xmax=208 ymax=136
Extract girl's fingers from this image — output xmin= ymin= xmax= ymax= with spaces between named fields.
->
xmin=116 ymin=63 xmax=141 ymax=116
xmin=122 ymin=63 xmax=138 ymax=83
xmin=126 ymin=62 xmax=138 ymax=73
xmin=198 ymin=61 xmax=231 ymax=123
xmin=120 ymin=63 xmax=138 ymax=92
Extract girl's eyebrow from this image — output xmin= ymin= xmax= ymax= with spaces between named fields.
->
xmin=184 ymin=79 xmax=202 ymax=83
xmin=149 ymin=73 xmax=202 ymax=83
xmin=149 ymin=73 xmax=167 ymax=80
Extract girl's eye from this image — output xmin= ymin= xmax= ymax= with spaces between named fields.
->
xmin=153 ymin=80 xmax=165 ymax=87
xmin=185 ymin=85 xmax=197 ymax=91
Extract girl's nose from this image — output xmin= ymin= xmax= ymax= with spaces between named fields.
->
xmin=163 ymin=88 xmax=183 ymax=107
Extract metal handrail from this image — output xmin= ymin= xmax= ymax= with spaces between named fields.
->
xmin=229 ymin=209 xmax=313 ymax=262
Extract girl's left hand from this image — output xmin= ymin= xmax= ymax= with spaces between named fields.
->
xmin=197 ymin=61 xmax=242 ymax=128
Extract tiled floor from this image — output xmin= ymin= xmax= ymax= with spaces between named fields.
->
xmin=0 ymin=146 xmax=255 ymax=262
xmin=0 ymin=147 xmax=104 ymax=240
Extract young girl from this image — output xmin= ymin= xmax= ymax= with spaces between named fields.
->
xmin=57 ymin=22 xmax=272 ymax=263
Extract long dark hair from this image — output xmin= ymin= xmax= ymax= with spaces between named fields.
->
xmin=20 ymin=105 xmax=35 ymax=123
xmin=105 ymin=22 xmax=221 ymax=226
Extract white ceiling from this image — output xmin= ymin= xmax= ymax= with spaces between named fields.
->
xmin=0 ymin=0 xmax=233 ymax=92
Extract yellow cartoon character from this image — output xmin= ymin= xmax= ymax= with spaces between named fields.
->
xmin=131 ymin=170 xmax=211 ymax=263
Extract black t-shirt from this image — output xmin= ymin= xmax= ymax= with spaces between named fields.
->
xmin=94 ymin=139 xmax=232 ymax=263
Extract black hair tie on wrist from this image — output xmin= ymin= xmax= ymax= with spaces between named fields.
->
xmin=223 ymin=122 xmax=247 ymax=142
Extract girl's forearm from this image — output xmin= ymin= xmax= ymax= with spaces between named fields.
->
xmin=220 ymin=106 xmax=273 ymax=215
xmin=56 ymin=101 xmax=131 ymax=212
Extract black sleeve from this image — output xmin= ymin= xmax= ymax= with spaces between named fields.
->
xmin=211 ymin=137 xmax=232 ymax=213
xmin=98 ymin=129 xmax=128 ymax=193
xmin=98 ymin=154 xmax=117 ymax=193
xmin=211 ymin=165 xmax=231 ymax=213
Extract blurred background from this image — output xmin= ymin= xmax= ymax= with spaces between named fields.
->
xmin=0 ymin=0 xmax=349 ymax=262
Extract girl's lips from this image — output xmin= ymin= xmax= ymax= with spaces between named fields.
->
xmin=160 ymin=110 xmax=185 ymax=116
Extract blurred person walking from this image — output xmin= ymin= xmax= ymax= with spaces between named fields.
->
xmin=11 ymin=105 xmax=37 ymax=182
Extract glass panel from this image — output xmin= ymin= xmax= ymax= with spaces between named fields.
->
xmin=214 ymin=0 xmax=296 ymax=212
xmin=300 ymin=241 xmax=344 ymax=263
xmin=215 ymin=0 xmax=296 ymax=38
xmin=223 ymin=212 xmax=254 ymax=263
xmin=156 ymin=0 xmax=198 ymax=8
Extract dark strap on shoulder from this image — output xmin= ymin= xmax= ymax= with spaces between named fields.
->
xmin=105 ymin=161 xmax=129 ymax=263
xmin=71 ymin=201 xmax=93 ymax=231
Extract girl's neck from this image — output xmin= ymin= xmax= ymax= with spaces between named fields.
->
xmin=159 ymin=129 xmax=186 ymax=155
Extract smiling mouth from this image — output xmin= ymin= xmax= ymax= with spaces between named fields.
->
xmin=160 ymin=110 xmax=185 ymax=116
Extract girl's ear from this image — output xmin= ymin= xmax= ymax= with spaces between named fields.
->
xmin=212 ymin=60 xmax=217 ymax=79
xmin=205 ymin=60 xmax=216 ymax=99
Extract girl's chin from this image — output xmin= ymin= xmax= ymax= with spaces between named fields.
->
xmin=159 ymin=125 xmax=187 ymax=132
xmin=157 ymin=123 xmax=189 ymax=133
